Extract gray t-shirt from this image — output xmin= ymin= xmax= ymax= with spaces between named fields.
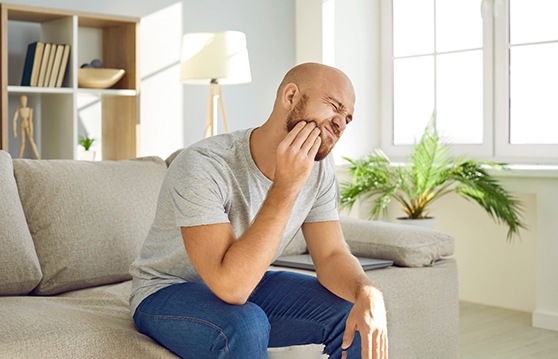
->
xmin=129 ymin=128 xmax=339 ymax=314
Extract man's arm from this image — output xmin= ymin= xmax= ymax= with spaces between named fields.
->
xmin=182 ymin=122 xmax=322 ymax=305
xmin=303 ymin=220 xmax=388 ymax=359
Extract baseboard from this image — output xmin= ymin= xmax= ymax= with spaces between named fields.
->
xmin=533 ymin=310 xmax=558 ymax=332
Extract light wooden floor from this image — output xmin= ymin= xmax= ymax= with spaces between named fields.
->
xmin=460 ymin=302 xmax=558 ymax=358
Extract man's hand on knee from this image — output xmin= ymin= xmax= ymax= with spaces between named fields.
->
xmin=341 ymin=286 xmax=388 ymax=359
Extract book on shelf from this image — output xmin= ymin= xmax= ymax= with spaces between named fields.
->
xmin=36 ymin=43 xmax=52 ymax=87
xmin=43 ymin=43 xmax=57 ymax=86
xmin=55 ymin=44 xmax=71 ymax=88
xmin=20 ymin=41 xmax=45 ymax=86
xmin=47 ymin=44 xmax=64 ymax=87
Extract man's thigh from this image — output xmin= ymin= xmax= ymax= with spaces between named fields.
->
xmin=133 ymin=282 xmax=270 ymax=359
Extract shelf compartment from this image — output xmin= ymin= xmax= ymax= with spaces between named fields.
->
xmin=102 ymin=96 xmax=138 ymax=160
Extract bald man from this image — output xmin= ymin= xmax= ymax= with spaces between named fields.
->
xmin=130 ymin=63 xmax=388 ymax=359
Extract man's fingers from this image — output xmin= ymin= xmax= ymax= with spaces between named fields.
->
xmin=363 ymin=330 xmax=373 ymax=359
xmin=382 ymin=332 xmax=388 ymax=358
xmin=282 ymin=121 xmax=307 ymax=145
xmin=373 ymin=330 xmax=380 ymax=359
xmin=374 ymin=329 xmax=388 ymax=359
xmin=290 ymin=122 xmax=317 ymax=150
xmin=305 ymin=128 xmax=321 ymax=157
xmin=281 ymin=121 xmax=321 ymax=159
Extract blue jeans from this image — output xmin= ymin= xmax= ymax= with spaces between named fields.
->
xmin=133 ymin=271 xmax=361 ymax=358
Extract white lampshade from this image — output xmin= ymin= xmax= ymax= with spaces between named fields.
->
xmin=180 ymin=31 xmax=252 ymax=85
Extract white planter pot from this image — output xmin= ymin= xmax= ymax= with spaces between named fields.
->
xmin=78 ymin=150 xmax=96 ymax=161
xmin=395 ymin=217 xmax=435 ymax=229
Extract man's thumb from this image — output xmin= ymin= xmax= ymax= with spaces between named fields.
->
xmin=342 ymin=329 xmax=354 ymax=350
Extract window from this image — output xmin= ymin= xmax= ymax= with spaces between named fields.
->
xmin=382 ymin=0 xmax=558 ymax=163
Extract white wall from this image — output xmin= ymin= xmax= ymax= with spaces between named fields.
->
xmin=499 ymin=173 xmax=558 ymax=331
xmin=332 ymin=0 xmax=381 ymax=163
xmin=435 ymin=190 xmax=537 ymax=313
xmin=295 ymin=0 xmax=323 ymax=64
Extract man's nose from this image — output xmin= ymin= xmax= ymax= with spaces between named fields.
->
xmin=332 ymin=116 xmax=347 ymax=133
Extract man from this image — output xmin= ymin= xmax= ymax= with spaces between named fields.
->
xmin=130 ymin=63 xmax=388 ymax=358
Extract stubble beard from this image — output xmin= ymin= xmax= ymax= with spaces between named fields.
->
xmin=285 ymin=95 xmax=336 ymax=162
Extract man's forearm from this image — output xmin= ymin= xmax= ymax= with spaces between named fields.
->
xmin=316 ymin=251 xmax=374 ymax=304
xmin=216 ymin=183 xmax=300 ymax=303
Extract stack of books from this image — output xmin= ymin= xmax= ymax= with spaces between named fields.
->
xmin=20 ymin=41 xmax=71 ymax=87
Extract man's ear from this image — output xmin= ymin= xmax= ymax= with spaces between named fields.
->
xmin=280 ymin=83 xmax=299 ymax=110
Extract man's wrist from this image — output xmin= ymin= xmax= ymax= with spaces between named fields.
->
xmin=355 ymin=284 xmax=380 ymax=302
xmin=269 ymin=180 xmax=302 ymax=200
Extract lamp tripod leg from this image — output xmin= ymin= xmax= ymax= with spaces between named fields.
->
xmin=217 ymin=85 xmax=229 ymax=133
xmin=204 ymin=83 xmax=229 ymax=137
xmin=205 ymin=85 xmax=215 ymax=138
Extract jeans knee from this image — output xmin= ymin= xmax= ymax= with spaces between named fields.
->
xmin=225 ymin=302 xmax=270 ymax=354
xmin=230 ymin=303 xmax=271 ymax=340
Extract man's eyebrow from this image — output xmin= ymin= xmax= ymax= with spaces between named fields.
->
xmin=324 ymin=96 xmax=346 ymax=110
xmin=325 ymin=96 xmax=353 ymax=123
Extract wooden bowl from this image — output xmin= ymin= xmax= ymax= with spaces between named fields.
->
xmin=78 ymin=68 xmax=125 ymax=89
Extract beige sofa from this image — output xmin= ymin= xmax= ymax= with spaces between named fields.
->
xmin=0 ymin=150 xmax=458 ymax=358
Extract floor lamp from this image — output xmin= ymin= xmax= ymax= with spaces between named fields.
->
xmin=180 ymin=31 xmax=252 ymax=138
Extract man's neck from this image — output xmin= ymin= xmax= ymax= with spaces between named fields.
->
xmin=249 ymin=121 xmax=283 ymax=181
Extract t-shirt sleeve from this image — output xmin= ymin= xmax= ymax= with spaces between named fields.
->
xmin=304 ymin=159 xmax=340 ymax=223
xmin=166 ymin=149 xmax=230 ymax=228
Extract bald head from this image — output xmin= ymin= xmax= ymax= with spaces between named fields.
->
xmin=276 ymin=62 xmax=353 ymax=99
xmin=262 ymin=63 xmax=356 ymax=161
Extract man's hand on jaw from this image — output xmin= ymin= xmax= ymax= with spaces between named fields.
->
xmin=274 ymin=121 xmax=321 ymax=191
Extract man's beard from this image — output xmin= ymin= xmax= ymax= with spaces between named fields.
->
xmin=285 ymin=95 xmax=336 ymax=161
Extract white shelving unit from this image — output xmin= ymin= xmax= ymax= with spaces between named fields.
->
xmin=1 ymin=3 xmax=139 ymax=160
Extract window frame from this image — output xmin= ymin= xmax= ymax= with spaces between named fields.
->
xmin=381 ymin=0 xmax=558 ymax=164
xmin=493 ymin=0 xmax=558 ymax=163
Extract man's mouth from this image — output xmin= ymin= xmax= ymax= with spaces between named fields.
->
xmin=323 ymin=126 xmax=337 ymax=140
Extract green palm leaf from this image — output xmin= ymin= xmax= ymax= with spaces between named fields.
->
xmin=446 ymin=161 xmax=524 ymax=240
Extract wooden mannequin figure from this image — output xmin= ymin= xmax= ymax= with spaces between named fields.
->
xmin=12 ymin=95 xmax=40 ymax=159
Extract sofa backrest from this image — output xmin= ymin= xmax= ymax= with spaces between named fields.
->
xmin=13 ymin=156 xmax=167 ymax=295
xmin=0 ymin=151 xmax=43 ymax=295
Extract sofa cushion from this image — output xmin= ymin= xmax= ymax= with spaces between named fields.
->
xmin=13 ymin=157 xmax=167 ymax=295
xmin=0 ymin=151 xmax=42 ymax=295
xmin=340 ymin=216 xmax=454 ymax=267
xmin=0 ymin=281 xmax=176 ymax=358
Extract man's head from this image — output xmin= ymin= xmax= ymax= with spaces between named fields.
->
xmin=275 ymin=63 xmax=355 ymax=161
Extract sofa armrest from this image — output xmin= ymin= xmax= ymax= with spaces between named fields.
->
xmin=340 ymin=216 xmax=454 ymax=267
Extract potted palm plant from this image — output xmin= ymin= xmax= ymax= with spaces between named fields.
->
xmin=78 ymin=136 xmax=96 ymax=161
xmin=340 ymin=113 xmax=525 ymax=240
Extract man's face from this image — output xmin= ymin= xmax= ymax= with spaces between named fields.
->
xmin=285 ymin=93 xmax=348 ymax=161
